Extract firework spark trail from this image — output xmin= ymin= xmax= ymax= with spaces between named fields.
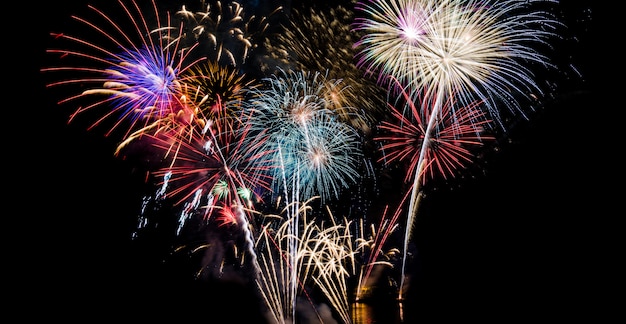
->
xmin=354 ymin=200 xmax=406 ymax=301
xmin=132 ymin=170 xmax=172 ymax=239
xmin=204 ymin=121 xmax=266 ymax=276
xmin=277 ymin=146 xmax=314 ymax=321
xmin=177 ymin=187 xmax=204 ymax=235
xmin=286 ymin=154 xmax=300 ymax=322
xmin=354 ymin=0 xmax=562 ymax=299
xmin=255 ymin=198 xmax=314 ymax=323
xmin=255 ymin=198 xmax=356 ymax=324
xmin=315 ymin=207 xmax=357 ymax=324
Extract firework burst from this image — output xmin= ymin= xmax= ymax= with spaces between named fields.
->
xmin=179 ymin=59 xmax=261 ymax=135
xmin=41 ymin=0 xmax=206 ymax=142
xmin=376 ymin=83 xmax=495 ymax=185
xmin=175 ymin=0 xmax=283 ymax=68
xmin=148 ymin=114 xmax=274 ymax=211
xmin=353 ymin=0 xmax=562 ymax=127
xmin=241 ymin=68 xmax=363 ymax=204
xmin=261 ymin=4 xmax=388 ymax=133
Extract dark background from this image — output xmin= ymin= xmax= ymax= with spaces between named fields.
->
xmin=15 ymin=0 xmax=607 ymax=322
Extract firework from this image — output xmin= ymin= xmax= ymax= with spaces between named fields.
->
xmin=178 ymin=59 xmax=262 ymax=141
xmin=353 ymin=0 xmax=561 ymax=127
xmin=241 ymin=68 xmax=363 ymax=204
xmin=142 ymin=118 xmax=271 ymax=281
xmin=261 ymin=4 xmax=388 ymax=133
xmin=147 ymin=113 xmax=274 ymax=211
xmin=175 ymin=0 xmax=283 ymax=68
xmin=41 ymin=0 xmax=207 ymax=143
xmin=375 ymin=81 xmax=495 ymax=185
xmin=181 ymin=59 xmax=258 ymax=117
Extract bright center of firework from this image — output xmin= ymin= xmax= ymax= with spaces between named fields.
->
xmin=309 ymin=147 xmax=328 ymax=168
xmin=132 ymin=57 xmax=177 ymax=98
xmin=402 ymin=27 xmax=421 ymax=41
xmin=399 ymin=9 xmax=426 ymax=44
xmin=145 ymin=69 xmax=168 ymax=91
xmin=461 ymin=31 xmax=474 ymax=42
xmin=106 ymin=47 xmax=181 ymax=119
xmin=442 ymin=54 xmax=451 ymax=66
xmin=212 ymin=180 xmax=229 ymax=199
xmin=292 ymin=106 xmax=314 ymax=125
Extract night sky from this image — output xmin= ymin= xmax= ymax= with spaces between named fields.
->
xmin=18 ymin=0 xmax=605 ymax=322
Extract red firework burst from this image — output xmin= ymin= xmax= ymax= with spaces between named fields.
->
xmin=375 ymin=84 xmax=495 ymax=185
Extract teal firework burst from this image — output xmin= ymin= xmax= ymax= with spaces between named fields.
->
xmin=241 ymin=69 xmax=363 ymax=203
